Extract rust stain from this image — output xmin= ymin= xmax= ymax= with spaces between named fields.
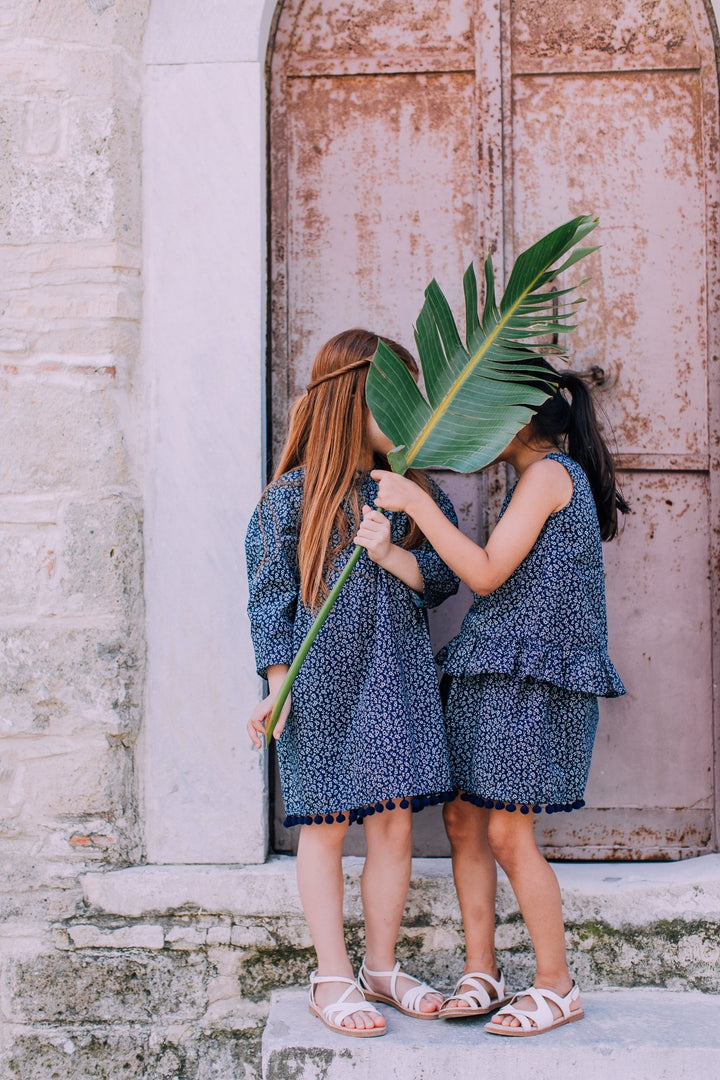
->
xmin=69 ymin=834 xmax=116 ymax=849
xmin=512 ymin=0 xmax=692 ymax=62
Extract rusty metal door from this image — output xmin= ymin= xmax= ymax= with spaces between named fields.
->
xmin=267 ymin=0 xmax=720 ymax=858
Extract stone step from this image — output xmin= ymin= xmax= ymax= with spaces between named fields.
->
xmin=262 ymin=988 xmax=720 ymax=1080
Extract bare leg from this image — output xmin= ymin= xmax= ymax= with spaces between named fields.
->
xmin=441 ymin=799 xmax=500 ymax=1008
xmin=360 ymin=805 xmax=441 ymax=1014
xmin=487 ymin=810 xmax=581 ymax=1027
xmin=297 ymin=821 xmax=385 ymax=1031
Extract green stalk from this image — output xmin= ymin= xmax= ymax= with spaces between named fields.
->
xmin=264 ymin=542 xmax=365 ymax=746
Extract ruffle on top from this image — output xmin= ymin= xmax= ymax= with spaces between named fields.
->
xmin=437 ymin=633 xmax=626 ymax=698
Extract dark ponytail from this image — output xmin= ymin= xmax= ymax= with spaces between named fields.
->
xmin=530 ymin=373 xmax=629 ymax=541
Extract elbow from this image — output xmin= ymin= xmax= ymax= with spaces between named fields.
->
xmin=467 ymin=574 xmax=503 ymax=596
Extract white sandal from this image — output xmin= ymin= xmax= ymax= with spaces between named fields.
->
xmin=438 ymin=969 xmax=512 ymax=1018
xmin=308 ymin=972 xmax=386 ymax=1038
xmin=358 ymin=959 xmax=442 ymax=1019
xmin=485 ymin=982 xmax=584 ymax=1036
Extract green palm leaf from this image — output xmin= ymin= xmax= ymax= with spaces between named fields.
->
xmin=264 ymin=215 xmax=597 ymax=744
xmin=366 ymin=214 xmax=598 ymax=474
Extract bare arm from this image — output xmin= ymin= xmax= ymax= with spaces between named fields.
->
xmin=370 ymin=460 xmax=572 ymax=595
xmin=247 ymin=663 xmax=291 ymax=747
xmin=354 ymin=505 xmax=424 ymax=592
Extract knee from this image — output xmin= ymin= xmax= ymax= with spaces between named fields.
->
xmin=442 ymin=799 xmax=480 ymax=850
xmin=366 ymin=806 xmax=411 ymax=852
xmin=299 ymin=819 xmax=348 ymax=851
xmin=486 ymin=816 xmax=524 ymax=872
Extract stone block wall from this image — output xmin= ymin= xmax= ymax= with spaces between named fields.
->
xmin=0 ymin=0 xmax=148 ymax=924
xmin=1 ymin=858 xmax=719 ymax=1079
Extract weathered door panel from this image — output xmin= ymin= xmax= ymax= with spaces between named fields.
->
xmin=511 ymin=73 xmax=708 ymax=458
xmin=508 ymin=0 xmax=718 ymax=857
xmin=285 ymin=0 xmax=474 ymax=75
xmin=269 ymin=0 xmax=486 ymax=856
xmin=285 ymin=71 xmax=477 ymax=403
xmin=532 ymin=470 xmax=715 ymax=858
xmin=510 ymin=0 xmax=700 ymax=75
xmin=268 ymin=0 xmax=719 ymax=858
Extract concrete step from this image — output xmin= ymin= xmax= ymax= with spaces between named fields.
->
xmin=262 ymin=987 xmax=720 ymax=1080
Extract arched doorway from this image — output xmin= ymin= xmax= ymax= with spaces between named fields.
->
xmin=267 ymin=0 xmax=720 ymax=859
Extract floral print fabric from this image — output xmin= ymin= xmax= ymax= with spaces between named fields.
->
xmin=439 ymin=453 xmax=625 ymax=812
xmin=246 ymin=469 xmax=459 ymax=825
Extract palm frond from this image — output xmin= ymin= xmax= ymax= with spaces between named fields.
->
xmin=366 ymin=215 xmax=599 ymax=474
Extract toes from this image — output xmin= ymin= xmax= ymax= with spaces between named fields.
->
xmin=420 ymin=993 xmax=443 ymax=1013
xmin=344 ymin=1010 xmax=385 ymax=1031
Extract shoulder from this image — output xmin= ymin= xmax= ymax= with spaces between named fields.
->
xmin=249 ymin=470 xmax=304 ymax=538
xmin=262 ymin=469 xmax=305 ymax=507
xmin=268 ymin=467 xmax=305 ymax=489
xmin=515 ymin=457 xmax=573 ymax=515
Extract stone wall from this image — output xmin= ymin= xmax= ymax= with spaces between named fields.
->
xmin=2 ymin=857 xmax=719 ymax=1079
xmin=0 ymin=0 xmax=148 ymax=954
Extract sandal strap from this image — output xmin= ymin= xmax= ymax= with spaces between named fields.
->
xmin=309 ymin=972 xmax=382 ymax=1025
xmin=310 ymin=973 xmax=357 ymax=990
xmin=495 ymin=983 xmax=579 ymax=1032
xmin=448 ymin=969 xmax=505 ymax=1010
xmin=324 ymin=996 xmax=381 ymax=1025
xmin=400 ymin=978 xmax=439 ymax=1012
xmin=358 ymin=959 xmax=400 ymax=999
xmin=358 ymin=959 xmax=440 ymax=1012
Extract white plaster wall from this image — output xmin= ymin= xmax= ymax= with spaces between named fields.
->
xmin=142 ymin=0 xmax=278 ymax=864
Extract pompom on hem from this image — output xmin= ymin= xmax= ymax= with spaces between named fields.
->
xmin=458 ymin=791 xmax=585 ymax=814
xmin=282 ymin=790 xmax=457 ymax=828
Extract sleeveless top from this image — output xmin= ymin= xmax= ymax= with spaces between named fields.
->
xmin=437 ymin=453 xmax=625 ymax=698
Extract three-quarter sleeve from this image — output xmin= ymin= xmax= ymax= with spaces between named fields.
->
xmin=245 ymin=480 xmax=301 ymax=679
xmin=409 ymin=481 xmax=460 ymax=609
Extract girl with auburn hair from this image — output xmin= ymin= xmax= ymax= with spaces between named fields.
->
xmin=370 ymin=372 xmax=628 ymax=1037
xmin=245 ymin=329 xmax=459 ymax=1037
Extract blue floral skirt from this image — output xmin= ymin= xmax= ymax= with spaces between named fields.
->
xmin=444 ymin=672 xmax=599 ymax=814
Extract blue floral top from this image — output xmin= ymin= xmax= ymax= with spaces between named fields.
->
xmin=246 ymin=469 xmax=460 ymax=824
xmin=437 ymin=453 xmax=625 ymax=698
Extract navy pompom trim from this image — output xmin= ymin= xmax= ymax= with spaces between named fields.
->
xmin=282 ymin=789 xmax=457 ymax=828
xmin=455 ymin=792 xmax=586 ymax=816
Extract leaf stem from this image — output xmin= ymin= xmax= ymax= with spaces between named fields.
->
xmin=264 ymin=542 xmax=365 ymax=746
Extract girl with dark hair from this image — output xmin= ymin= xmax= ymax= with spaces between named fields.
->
xmin=370 ymin=373 xmax=628 ymax=1037
xmin=245 ymin=329 xmax=459 ymax=1037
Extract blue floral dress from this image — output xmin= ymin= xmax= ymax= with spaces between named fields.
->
xmin=246 ymin=469 xmax=459 ymax=826
xmin=437 ymin=453 xmax=625 ymax=815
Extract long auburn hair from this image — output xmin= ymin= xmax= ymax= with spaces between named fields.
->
xmin=271 ymin=328 xmax=432 ymax=611
xmin=529 ymin=372 xmax=630 ymax=541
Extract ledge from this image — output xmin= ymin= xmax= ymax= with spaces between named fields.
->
xmin=262 ymin=988 xmax=720 ymax=1080
xmin=81 ymin=854 xmax=720 ymax=925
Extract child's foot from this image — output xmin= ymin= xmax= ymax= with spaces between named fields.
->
xmin=309 ymin=973 xmax=387 ymax=1035
xmin=485 ymin=981 xmax=583 ymax=1036
xmin=439 ymin=968 xmax=512 ymax=1017
xmin=358 ymin=959 xmax=443 ymax=1017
